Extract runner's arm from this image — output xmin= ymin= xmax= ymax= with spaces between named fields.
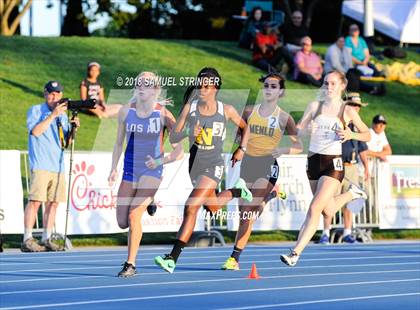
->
xmin=169 ymin=103 xmax=191 ymax=144
xmin=162 ymin=108 xmax=184 ymax=164
xmin=110 ymin=106 xmax=128 ymax=173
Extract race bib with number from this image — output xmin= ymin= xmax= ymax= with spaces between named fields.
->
xmin=333 ymin=157 xmax=343 ymax=171
xmin=214 ymin=165 xmax=224 ymax=179
xmin=270 ymin=164 xmax=279 ymax=178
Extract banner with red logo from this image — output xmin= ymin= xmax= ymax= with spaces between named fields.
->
xmin=0 ymin=150 xmax=24 ymax=234
xmin=55 ymin=152 xmax=204 ymax=235
xmin=377 ymin=155 xmax=420 ymax=229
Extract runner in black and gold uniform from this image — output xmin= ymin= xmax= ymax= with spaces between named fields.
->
xmin=222 ymin=72 xmax=303 ymax=270
xmin=154 ymin=67 xmax=251 ymax=273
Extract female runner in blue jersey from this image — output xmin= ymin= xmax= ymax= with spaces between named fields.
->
xmin=108 ymin=72 xmax=183 ymax=277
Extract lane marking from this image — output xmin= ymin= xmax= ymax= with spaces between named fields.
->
xmin=1 ymin=269 xmax=419 ymax=296
xmin=1 ymin=243 xmax=419 ymax=260
xmin=1 ymin=254 xmax=419 ymax=274
xmin=218 ymin=292 xmax=420 ymax=310
xmin=1 ymin=278 xmax=418 ymax=310
xmin=2 ymin=249 xmax=419 ymax=266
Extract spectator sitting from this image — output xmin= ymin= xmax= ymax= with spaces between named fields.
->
xmin=294 ymin=36 xmax=323 ymax=87
xmin=345 ymin=24 xmax=382 ymax=77
xmin=325 ymin=36 xmax=385 ymax=96
xmin=239 ymin=6 xmax=263 ymax=49
xmin=252 ymin=22 xmax=284 ymax=72
xmin=282 ymin=11 xmax=309 ymax=53
xmin=80 ymin=62 xmax=122 ymax=118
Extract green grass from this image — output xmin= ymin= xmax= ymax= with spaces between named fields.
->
xmin=0 ymin=36 xmax=419 ymax=153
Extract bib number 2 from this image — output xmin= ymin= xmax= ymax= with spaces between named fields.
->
xmin=333 ymin=158 xmax=343 ymax=171
xmin=270 ymin=164 xmax=279 ymax=178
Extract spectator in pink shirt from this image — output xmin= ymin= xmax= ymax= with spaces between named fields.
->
xmin=294 ymin=36 xmax=323 ymax=87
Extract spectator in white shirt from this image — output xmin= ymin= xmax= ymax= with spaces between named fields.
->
xmin=365 ymin=114 xmax=391 ymax=223
xmin=366 ymin=114 xmax=392 ymax=161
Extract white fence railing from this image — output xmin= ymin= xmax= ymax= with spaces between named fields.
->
xmin=1 ymin=151 xmax=419 ymax=237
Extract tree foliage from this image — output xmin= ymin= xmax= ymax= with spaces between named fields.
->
xmin=0 ymin=0 xmax=33 ymax=36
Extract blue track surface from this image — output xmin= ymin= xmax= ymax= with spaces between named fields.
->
xmin=1 ymin=242 xmax=420 ymax=309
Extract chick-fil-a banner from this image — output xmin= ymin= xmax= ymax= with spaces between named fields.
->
xmin=55 ymin=152 xmax=204 ymax=235
xmin=0 ymin=150 xmax=24 ymax=234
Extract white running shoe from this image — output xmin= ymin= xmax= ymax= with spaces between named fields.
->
xmin=349 ymin=184 xmax=368 ymax=200
xmin=280 ymin=249 xmax=300 ymax=267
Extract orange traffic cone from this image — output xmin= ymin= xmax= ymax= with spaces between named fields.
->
xmin=247 ymin=263 xmax=260 ymax=279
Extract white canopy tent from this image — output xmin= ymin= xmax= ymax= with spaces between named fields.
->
xmin=342 ymin=0 xmax=420 ymax=44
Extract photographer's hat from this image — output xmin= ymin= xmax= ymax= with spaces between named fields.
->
xmin=44 ymin=81 xmax=63 ymax=93
xmin=345 ymin=92 xmax=368 ymax=107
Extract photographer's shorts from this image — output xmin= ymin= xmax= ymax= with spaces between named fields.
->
xmin=29 ymin=170 xmax=66 ymax=203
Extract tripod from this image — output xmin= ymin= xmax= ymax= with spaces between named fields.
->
xmin=63 ymin=110 xmax=78 ymax=251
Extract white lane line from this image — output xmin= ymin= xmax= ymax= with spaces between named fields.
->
xmin=3 ymin=250 xmax=419 ymax=267
xmin=1 ymin=254 xmax=419 ymax=274
xmin=1 ymin=269 xmax=418 ymax=296
xmin=0 ymin=275 xmax=107 ymax=284
xmin=0 ymin=252 xmax=365 ymax=266
xmin=1 ymin=243 xmax=419 ymax=260
xmin=1 ymin=261 xmax=418 ymax=284
xmin=1 ymin=278 xmax=418 ymax=310
xmin=217 ymin=292 xmax=420 ymax=310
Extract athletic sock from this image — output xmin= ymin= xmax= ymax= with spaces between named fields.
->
xmin=229 ymin=188 xmax=242 ymax=198
xmin=230 ymin=246 xmax=243 ymax=262
xmin=41 ymin=229 xmax=52 ymax=242
xmin=23 ymin=228 xmax=33 ymax=242
xmin=322 ymin=229 xmax=330 ymax=237
xmin=126 ymin=261 xmax=135 ymax=267
xmin=263 ymin=190 xmax=277 ymax=203
xmin=343 ymin=229 xmax=352 ymax=237
xmin=170 ymin=239 xmax=187 ymax=263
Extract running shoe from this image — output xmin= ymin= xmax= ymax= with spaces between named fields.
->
xmin=342 ymin=234 xmax=358 ymax=244
xmin=41 ymin=239 xmax=62 ymax=251
xmin=319 ymin=234 xmax=330 ymax=245
xmin=234 ymin=178 xmax=253 ymax=202
xmin=272 ymin=184 xmax=287 ymax=200
xmin=147 ymin=204 xmax=157 ymax=216
xmin=221 ymin=257 xmax=240 ymax=270
xmin=154 ymin=254 xmax=176 ymax=273
xmin=20 ymin=238 xmax=46 ymax=252
xmin=280 ymin=249 xmax=300 ymax=267
xmin=118 ymin=262 xmax=137 ymax=277
xmin=349 ymin=184 xmax=368 ymax=200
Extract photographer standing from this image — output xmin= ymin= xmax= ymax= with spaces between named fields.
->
xmin=22 ymin=81 xmax=79 ymax=252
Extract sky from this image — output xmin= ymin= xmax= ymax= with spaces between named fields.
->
xmin=19 ymin=0 xmax=136 ymax=37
